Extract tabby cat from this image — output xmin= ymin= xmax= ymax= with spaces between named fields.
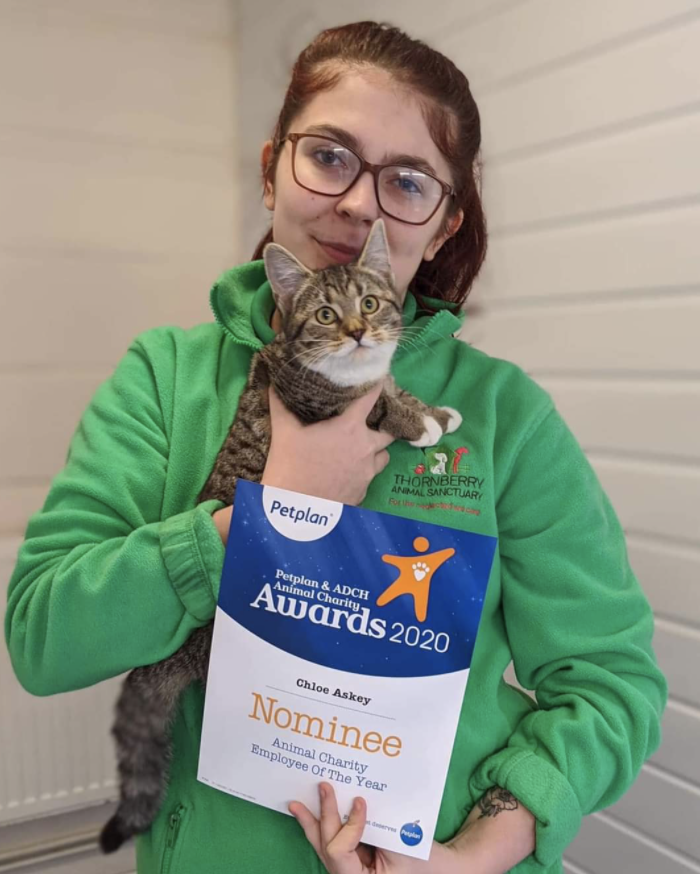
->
xmin=100 ymin=219 xmax=461 ymax=853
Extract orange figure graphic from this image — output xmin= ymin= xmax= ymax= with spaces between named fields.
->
xmin=376 ymin=536 xmax=455 ymax=623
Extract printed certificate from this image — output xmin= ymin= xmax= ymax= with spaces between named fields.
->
xmin=198 ymin=480 xmax=497 ymax=859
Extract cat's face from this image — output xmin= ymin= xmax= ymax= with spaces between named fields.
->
xmin=264 ymin=219 xmax=402 ymax=387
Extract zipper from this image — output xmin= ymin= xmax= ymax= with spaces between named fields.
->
xmin=160 ymin=804 xmax=186 ymax=874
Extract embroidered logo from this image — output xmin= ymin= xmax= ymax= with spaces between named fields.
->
xmin=419 ymin=444 xmax=470 ymax=476
xmin=390 ymin=444 xmax=486 ymax=517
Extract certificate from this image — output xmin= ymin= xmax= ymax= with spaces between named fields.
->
xmin=198 ymin=480 xmax=496 ymax=859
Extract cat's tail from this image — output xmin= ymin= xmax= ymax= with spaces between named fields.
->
xmin=100 ymin=625 xmax=212 ymax=853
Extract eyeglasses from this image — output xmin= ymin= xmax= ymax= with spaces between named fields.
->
xmin=280 ymin=133 xmax=455 ymax=226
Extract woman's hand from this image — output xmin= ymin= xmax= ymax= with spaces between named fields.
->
xmin=290 ymin=783 xmax=536 ymax=874
xmin=289 ymin=783 xmax=456 ymax=874
xmin=261 ymin=382 xmax=393 ymax=505
xmin=212 ymin=382 xmax=392 ymax=546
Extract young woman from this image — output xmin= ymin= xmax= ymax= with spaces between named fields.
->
xmin=5 ymin=21 xmax=666 ymax=874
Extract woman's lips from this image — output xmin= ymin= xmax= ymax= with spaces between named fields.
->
xmin=314 ymin=237 xmax=360 ymax=265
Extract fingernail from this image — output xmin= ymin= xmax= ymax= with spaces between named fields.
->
xmin=319 ymin=784 xmax=326 ymax=799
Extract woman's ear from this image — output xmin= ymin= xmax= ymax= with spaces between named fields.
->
xmin=261 ymin=140 xmax=275 ymax=210
xmin=423 ymin=208 xmax=464 ymax=262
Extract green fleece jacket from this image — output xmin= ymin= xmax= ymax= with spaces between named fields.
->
xmin=5 ymin=260 xmax=666 ymax=874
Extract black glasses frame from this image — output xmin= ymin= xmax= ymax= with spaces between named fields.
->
xmin=280 ymin=133 xmax=456 ymax=226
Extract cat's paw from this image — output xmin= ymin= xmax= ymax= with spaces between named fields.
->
xmin=439 ymin=406 xmax=463 ymax=434
xmin=409 ymin=415 xmax=442 ymax=447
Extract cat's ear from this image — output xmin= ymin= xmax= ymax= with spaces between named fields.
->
xmin=263 ymin=243 xmax=312 ymax=315
xmin=358 ymin=219 xmax=393 ymax=281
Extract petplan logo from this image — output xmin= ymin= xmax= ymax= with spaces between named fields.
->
xmin=262 ymin=486 xmax=342 ymax=541
xmin=400 ymin=820 xmax=423 ymax=846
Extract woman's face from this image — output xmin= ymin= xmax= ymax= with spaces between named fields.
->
xmin=262 ymin=66 xmax=462 ymax=298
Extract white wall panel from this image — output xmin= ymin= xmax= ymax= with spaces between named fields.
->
xmin=0 ymin=4 xmax=238 ymax=855
xmin=539 ymin=381 xmax=700 ymax=461
xmin=652 ymin=701 xmax=700 ymax=786
xmin=461 ymin=298 xmax=700 ymax=374
xmin=441 ymin=0 xmax=700 ymax=93
xmin=593 ymin=458 xmax=700 ymax=544
xmin=479 ymin=206 xmax=700 ymax=303
xmin=0 ymin=485 xmax=55 ymax=537
xmin=1 ymin=374 xmax=107 ymax=480
xmin=0 ymin=251 xmax=228 ymax=368
xmin=0 ymin=10 xmax=235 ymax=148
xmin=0 ymin=134 xmax=235 ymax=261
xmin=628 ymin=537 xmax=700 ymax=626
xmin=477 ymin=11 xmax=700 ymax=157
xmin=610 ymin=765 xmax=700 ymax=862
xmin=567 ymin=811 xmax=700 ymax=874
xmin=1 ymin=0 xmax=235 ymax=38
xmin=486 ymin=112 xmax=700 ymax=232
xmin=652 ymin=620 xmax=700 ymax=708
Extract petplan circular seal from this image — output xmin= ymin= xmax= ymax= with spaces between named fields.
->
xmin=262 ymin=486 xmax=342 ymax=542
xmin=400 ymin=821 xmax=423 ymax=846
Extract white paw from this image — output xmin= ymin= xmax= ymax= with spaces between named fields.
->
xmin=409 ymin=415 xmax=442 ymax=447
xmin=412 ymin=561 xmax=430 ymax=581
xmin=440 ymin=406 xmax=462 ymax=434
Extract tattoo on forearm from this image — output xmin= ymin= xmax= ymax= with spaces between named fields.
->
xmin=478 ymin=787 xmax=519 ymax=819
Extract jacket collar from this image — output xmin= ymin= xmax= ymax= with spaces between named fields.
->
xmin=209 ymin=260 xmax=464 ymax=353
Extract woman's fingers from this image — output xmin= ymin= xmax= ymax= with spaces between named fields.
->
xmin=343 ymin=381 xmax=384 ymax=421
xmin=371 ymin=429 xmax=395 ymax=452
xmin=288 ymin=801 xmax=322 ymax=856
xmin=374 ymin=449 xmax=391 ymax=475
xmin=290 ymin=785 xmax=370 ymax=874
xmin=319 ymin=782 xmax=344 ymax=848
xmin=326 ymin=796 xmax=368 ymax=858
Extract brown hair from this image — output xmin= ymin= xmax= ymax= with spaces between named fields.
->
xmin=252 ymin=21 xmax=487 ymax=309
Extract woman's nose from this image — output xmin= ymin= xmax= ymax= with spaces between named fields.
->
xmin=335 ymin=170 xmax=381 ymax=223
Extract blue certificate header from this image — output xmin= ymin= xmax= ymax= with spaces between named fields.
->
xmin=218 ymin=481 xmax=497 ymax=679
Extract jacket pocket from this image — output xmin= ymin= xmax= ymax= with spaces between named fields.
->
xmin=160 ymin=803 xmax=187 ymax=874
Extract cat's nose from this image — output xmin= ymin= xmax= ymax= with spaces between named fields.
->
xmin=349 ymin=329 xmax=365 ymax=343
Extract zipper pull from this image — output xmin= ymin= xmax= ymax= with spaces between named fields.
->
xmin=166 ymin=806 xmax=184 ymax=848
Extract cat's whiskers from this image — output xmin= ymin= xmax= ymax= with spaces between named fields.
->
xmin=276 ymin=341 xmax=332 ymax=375
xmin=384 ymin=325 xmax=437 ymax=358
xmin=298 ymin=347 xmax=335 ymax=391
xmin=398 ymin=338 xmax=438 ymax=360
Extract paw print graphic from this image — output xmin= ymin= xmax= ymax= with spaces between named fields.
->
xmin=412 ymin=561 xmax=430 ymax=581
xmin=377 ymin=537 xmax=455 ymax=623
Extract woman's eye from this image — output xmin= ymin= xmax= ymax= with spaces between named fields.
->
xmin=396 ymin=177 xmax=422 ymax=195
xmin=313 ymin=149 xmax=343 ymax=168
xmin=386 ymin=173 xmax=424 ymax=197
xmin=316 ymin=307 xmax=337 ymax=325
xmin=361 ymin=296 xmax=379 ymax=314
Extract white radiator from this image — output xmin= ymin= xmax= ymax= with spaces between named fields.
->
xmin=1 ymin=539 xmax=121 ymax=826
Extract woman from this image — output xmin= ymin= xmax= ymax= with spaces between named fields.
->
xmin=5 ymin=21 xmax=666 ymax=874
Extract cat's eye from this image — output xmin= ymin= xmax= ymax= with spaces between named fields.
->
xmin=316 ymin=307 xmax=337 ymax=325
xmin=361 ymin=296 xmax=379 ymax=314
